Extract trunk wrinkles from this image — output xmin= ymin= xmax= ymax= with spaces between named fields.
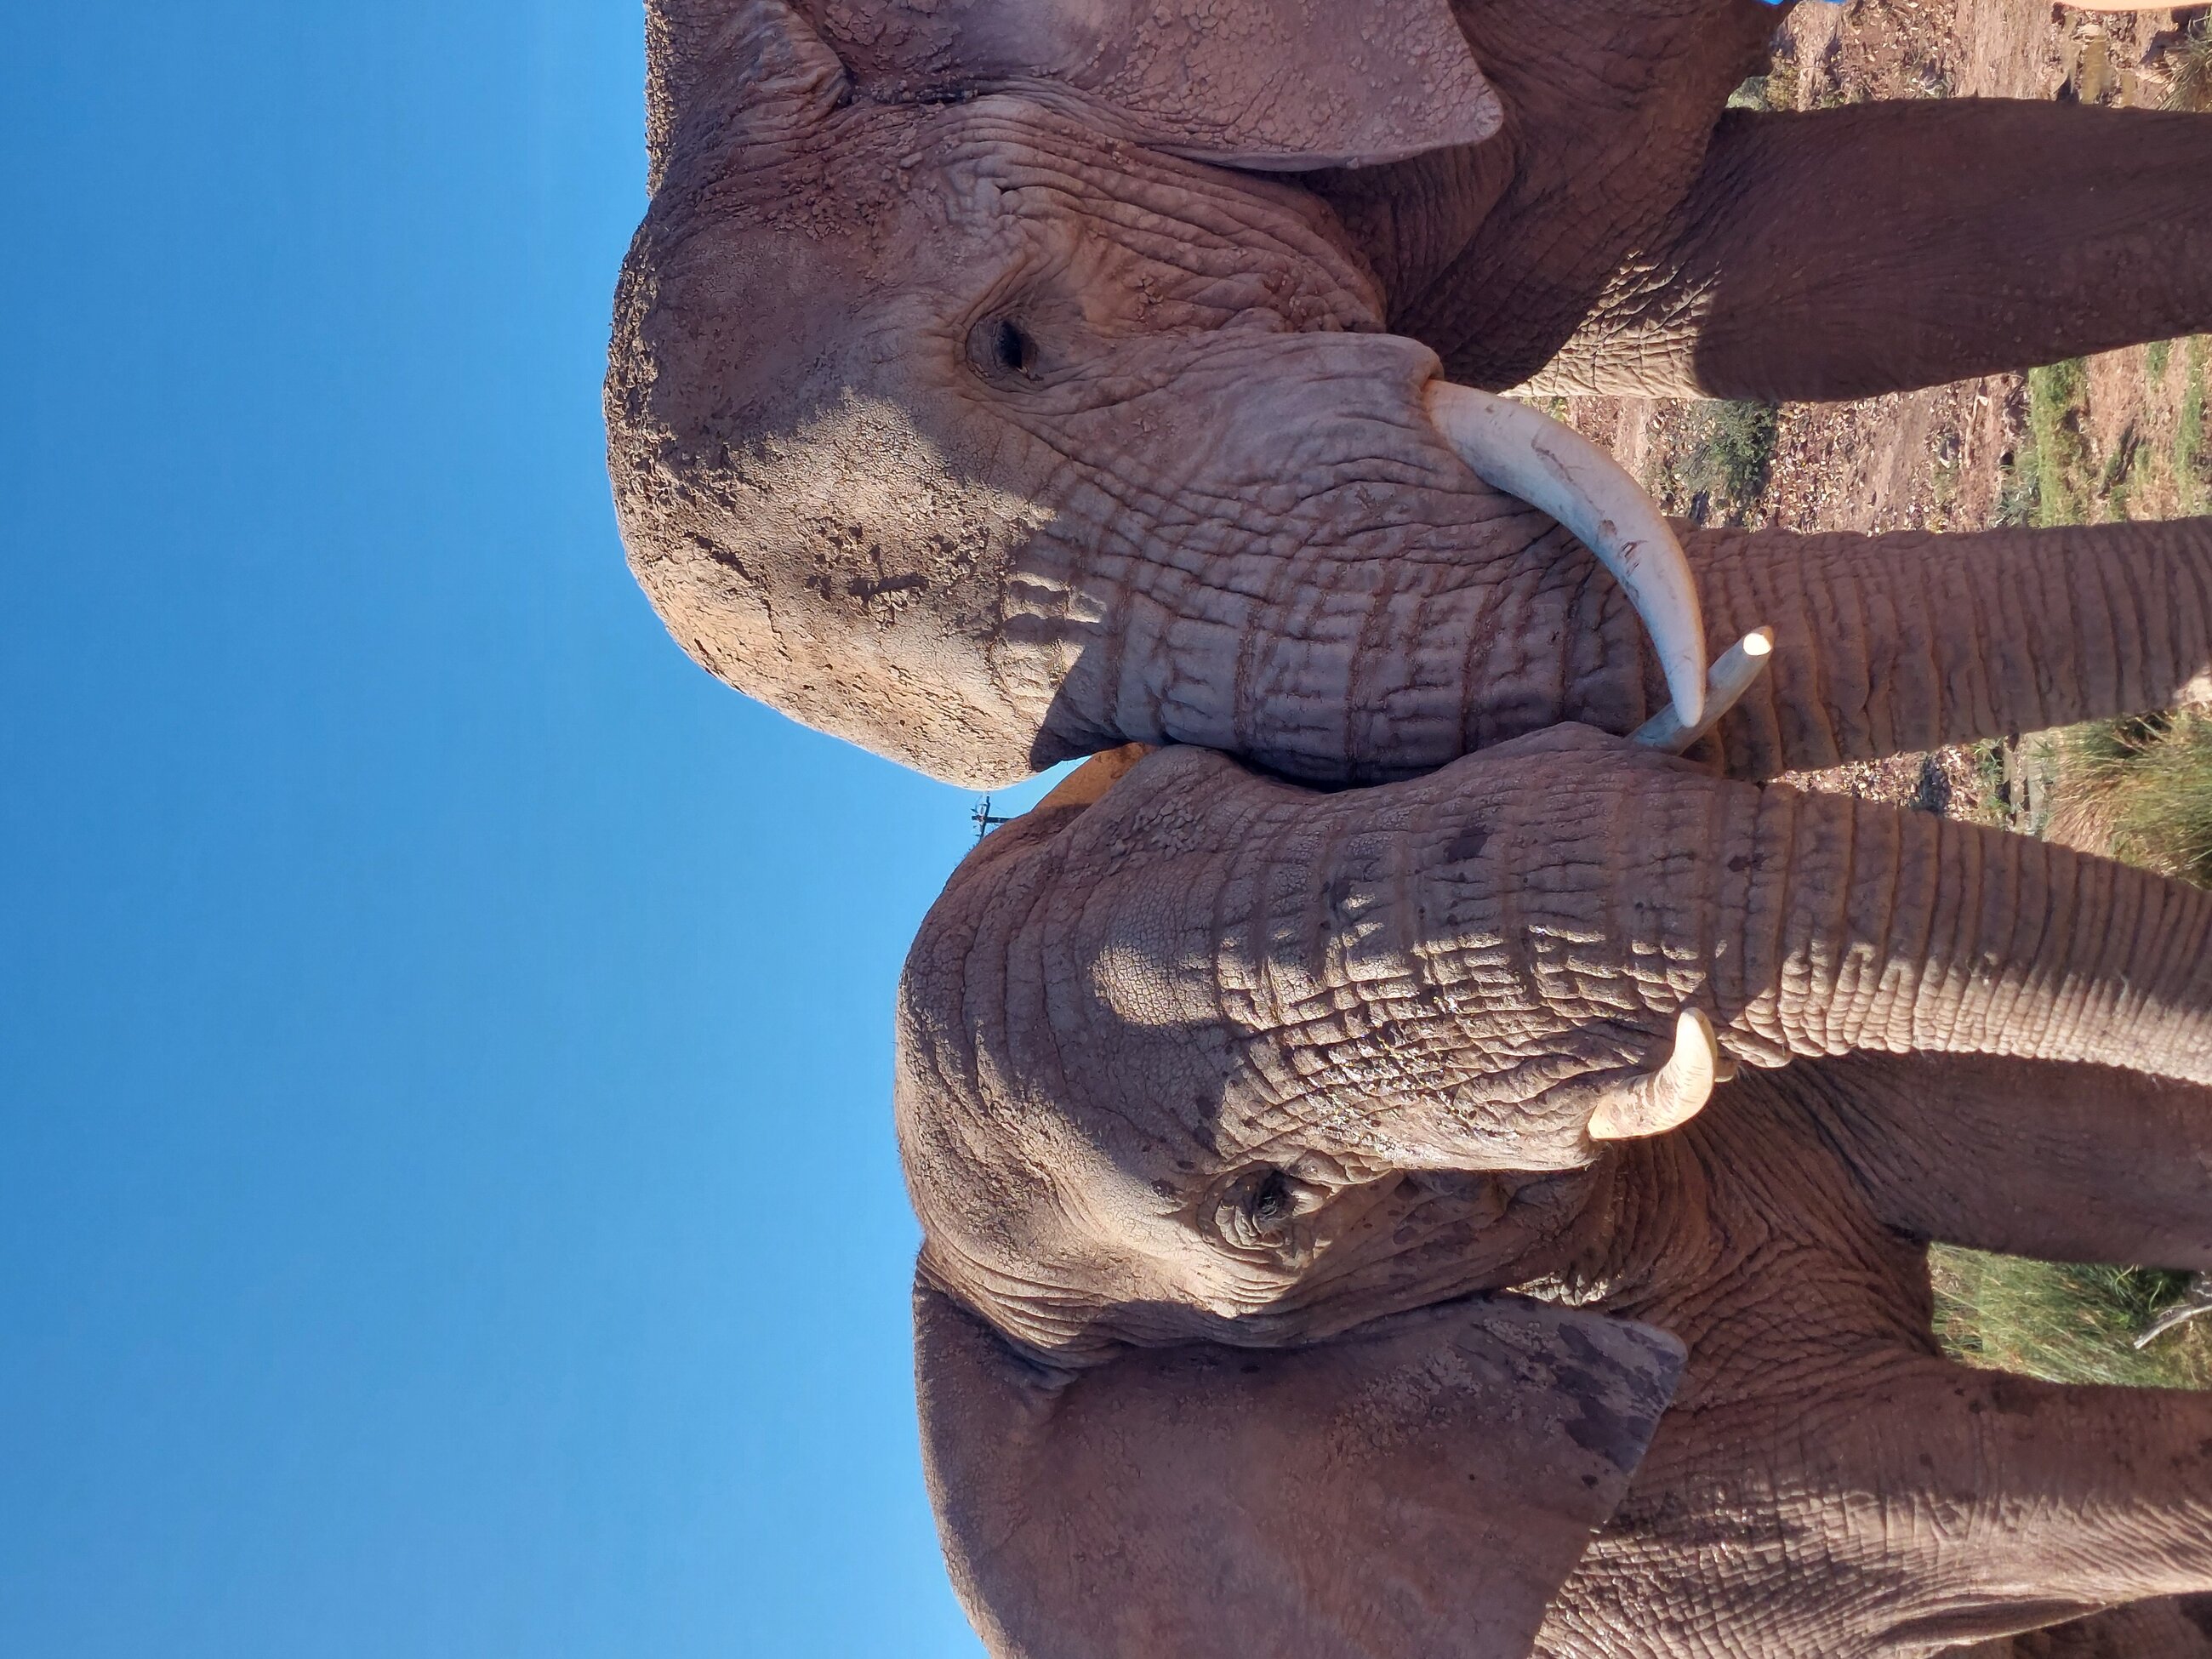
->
xmin=1075 ymin=508 xmax=2212 ymax=790
xmin=1695 ymin=519 xmax=2212 ymax=779
xmin=1177 ymin=739 xmax=2212 ymax=1106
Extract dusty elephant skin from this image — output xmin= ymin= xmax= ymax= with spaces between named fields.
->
xmin=898 ymin=740 xmax=2212 ymax=1657
xmin=607 ymin=0 xmax=2212 ymax=787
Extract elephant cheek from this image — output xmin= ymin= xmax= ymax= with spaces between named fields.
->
xmin=629 ymin=539 xmax=1043 ymax=787
xmin=614 ymin=391 xmax=1077 ymax=788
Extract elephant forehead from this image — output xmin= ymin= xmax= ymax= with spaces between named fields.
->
xmin=664 ymin=90 xmax=1381 ymax=334
xmin=921 ymin=100 xmax=1383 ymax=328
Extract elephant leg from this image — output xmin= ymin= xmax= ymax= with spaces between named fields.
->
xmin=1662 ymin=518 xmax=2212 ymax=780
xmin=1542 ymin=1355 xmax=2212 ymax=1657
xmin=1793 ymin=1053 xmax=2212 ymax=1272
xmin=1524 ymin=102 xmax=2212 ymax=402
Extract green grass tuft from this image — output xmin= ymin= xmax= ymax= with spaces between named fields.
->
xmin=2027 ymin=358 xmax=2094 ymax=526
xmin=2181 ymin=336 xmax=2207 ymax=515
xmin=2164 ymin=16 xmax=2212 ymax=113
xmin=2147 ymin=338 xmax=2172 ymax=381
xmin=2059 ymin=710 xmax=2212 ymax=887
xmin=1933 ymin=1251 xmax=2212 ymax=1388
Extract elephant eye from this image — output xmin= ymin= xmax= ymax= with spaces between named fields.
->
xmin=968 ymin=314 xmax=1040 ymax=385
xmin=1211 ymin=1166 xmax=1326 ymax=1255
xmin=1250 ymin=1171 xmax=1295 ymax=1228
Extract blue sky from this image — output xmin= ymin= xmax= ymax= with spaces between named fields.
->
xmin=1 ymin=5 xmax=1035 ymax=1653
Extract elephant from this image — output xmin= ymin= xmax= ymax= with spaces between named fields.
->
xmin=605 ymin=0 xmax=2212 ymax=788
xmin=896 ymin=737 xmax=2212 ymax=1657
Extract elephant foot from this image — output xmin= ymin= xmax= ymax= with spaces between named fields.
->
xmin=2136 ymin=1272 xmax=2212 ymax=1350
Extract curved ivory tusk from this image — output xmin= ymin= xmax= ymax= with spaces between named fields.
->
xmin=1426 ymin=380 xmax=1707 ymax=729
xmin=1633 ymin=628 xmax=1776 ymax=754
xmin=1589 ymin=1009 xmax=1730 ymax=1143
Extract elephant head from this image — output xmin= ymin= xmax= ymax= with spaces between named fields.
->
xmin=895 ymin=737 xmax=2212 ymax=1653
xmin=607 ymin=0 xmax=1731 ymax=786
xmin=608 ymin=0 xmax=2212 ymax=791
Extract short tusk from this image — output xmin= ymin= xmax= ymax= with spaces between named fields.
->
xmin=1633 ymin=628 xmax=1776 ymax=754
xmin=1426 ymin=380 xmax=1707 ymax=730
xmin=1590 ymin=1010 xmax=1730 ymax=1142
xmin=1032 ymin=743 xmax=1155 ymax=816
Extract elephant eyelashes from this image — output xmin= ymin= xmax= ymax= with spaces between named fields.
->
xmin=968 ymin=315 xmax=1040 ymax=385
xmin=1248 ymin=1171 xmax=1295 ymax=1236
xmin=1211 ymin=1167 xmax=1325 ymax=1256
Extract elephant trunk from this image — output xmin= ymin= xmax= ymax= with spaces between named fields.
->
xmin=1705 ymin=779 xmax=2212 ymax=1085
xmin=1087 ymin=493 xmax=2212 ymax=791
xmin=1094 ymin=736 xmax=2212 ymax=1176
xmin=1693 ymin=519 xmax=2212 ymax=780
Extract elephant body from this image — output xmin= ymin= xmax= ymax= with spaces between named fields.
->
xmin=1536 ymin=1053 xmax=2212 ymax=1656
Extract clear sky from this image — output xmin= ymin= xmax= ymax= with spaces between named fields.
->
xmin=1 ymin=5 xmax=1036 ymax=1653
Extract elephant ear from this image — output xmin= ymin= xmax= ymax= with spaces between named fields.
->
xmin=807 ymin=0 xmax=1503 ymax=169
xmin=914 ymin=1279 xmax=1685 ymax=1659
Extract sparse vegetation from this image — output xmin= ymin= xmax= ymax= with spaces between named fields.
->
xmin=1971 ymin=738 xmax=2012 ymax=820
xmin=2162 ymin=15 xmax=2212 ymax=112
xmin=1996 ymin=343 xmax=2203 ymax=526
xmin=1994 ymin=442 xmax=2039 ymax=527
xmin=1679 ymin=399 xmax=1781 ymax=523
xmin=2095 ymin=423 xmax=2139 ymax=520
xmin=2181 ymin=336 xmax=2207 ymax=514
xmin=1909 ymin=61 xmax=1951 ymax=100
xmin=1927 ymin=428 xmax=1965 ymax=527
xmin=1929 ymin=707 xmax=2212 ymax=1389
xmin=1726 ymin=60 xmax=1799 ymax=111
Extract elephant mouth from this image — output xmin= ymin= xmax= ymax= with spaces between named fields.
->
xmin=1423 ymin=379 xmax=1774 ymax=750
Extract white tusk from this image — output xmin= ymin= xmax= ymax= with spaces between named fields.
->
xmin=1589 ymin=1009 xmax=1730 ymax=1143
xmin=1632 ymin=627 xmax=1776 ymax=754
xmin=1426 ymin=380 xmax=1707 ymax=730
